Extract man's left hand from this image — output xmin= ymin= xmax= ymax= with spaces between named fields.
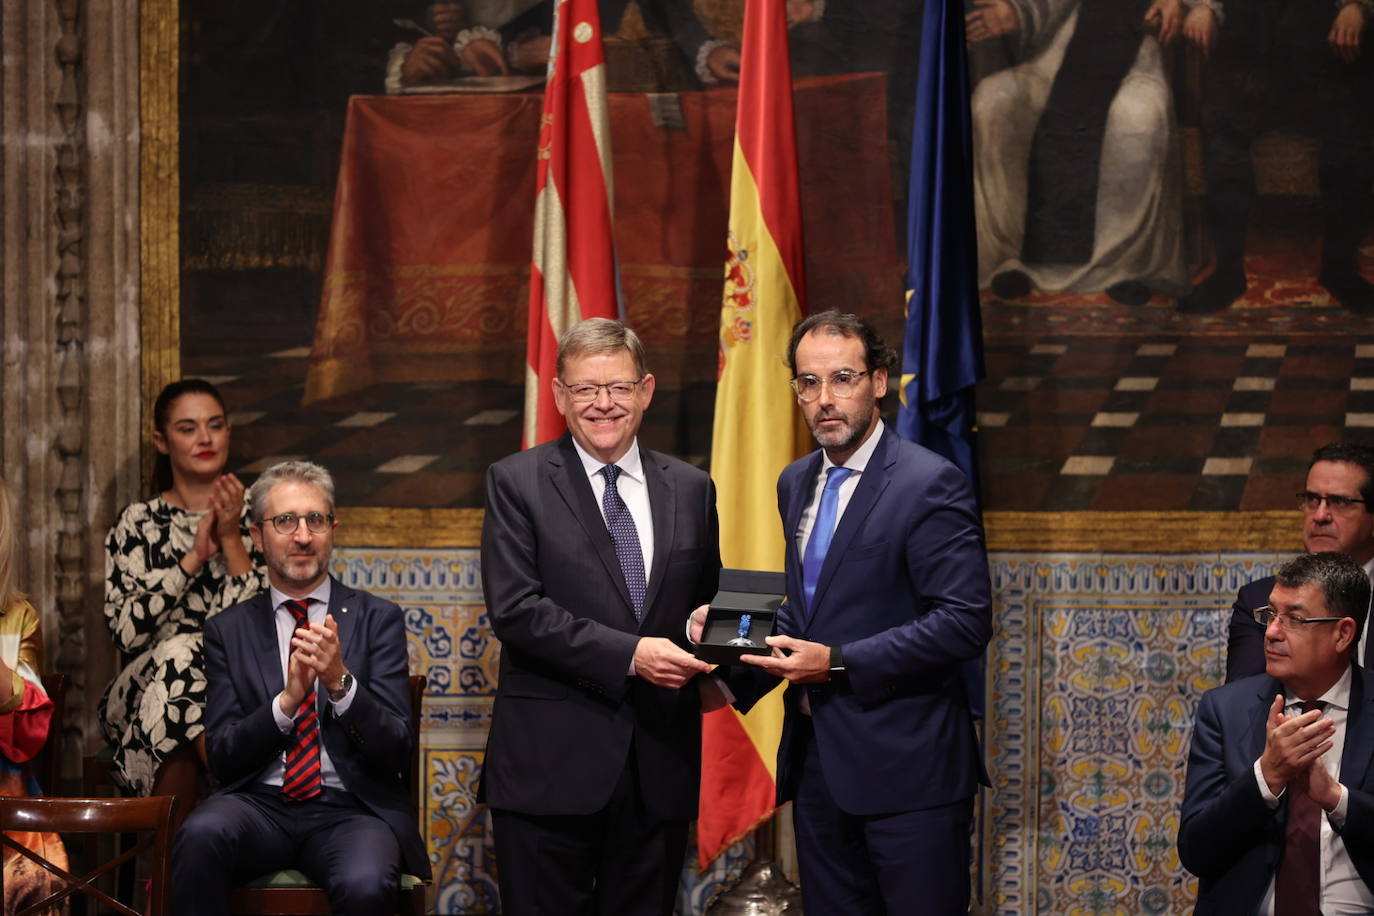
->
xmin=1299 ymin=756 xmax=1344 ymax=813
xmin=738 ymin=634 xmax=831 ymax=684
xmin=291 ymin=613 xmax=347 ymax=689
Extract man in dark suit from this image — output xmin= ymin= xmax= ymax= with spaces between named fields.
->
xmin=708 ymin=310 xmax=991 ymax=913
xmin=480 ymin=317 xmax=721 ymax=915
xmin=1227 ymin=443 xmax=1374 ymax=681
xmin=171 ymin=460 xmax=428 ymax=916
xmin=1180 ymin=551 xmax=1374 ymax=913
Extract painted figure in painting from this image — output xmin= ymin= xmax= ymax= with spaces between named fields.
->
xmin=967 ymin=0 xmax=1190 ymax=304
xmin=392 ymin=0 xmax=741 ymax=90
xmin=1178 ymin=0 xmax=1373 ymax=312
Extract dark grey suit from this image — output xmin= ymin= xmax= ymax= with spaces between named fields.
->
xmin=479 ymin=433 xmax=720 ymax=914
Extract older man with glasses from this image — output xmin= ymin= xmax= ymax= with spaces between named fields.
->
xmin=1227 ymin=443 xmax=1374 ymax=682
xmin=1180 ymin=551 xmax=1374 ymax=915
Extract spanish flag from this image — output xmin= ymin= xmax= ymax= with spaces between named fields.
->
xmin=523 ymin=0 xmax=620 ymax=448
xmin=699 ymin=0 xmax=810 ymax=870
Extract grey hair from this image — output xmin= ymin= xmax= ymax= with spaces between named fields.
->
xmin=248 ymin=460 xmax=336 ymax=523
xmin=555 ymin=317 xmax=647 ymax=379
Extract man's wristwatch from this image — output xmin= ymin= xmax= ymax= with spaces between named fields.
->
xmin=828 ymin=645 xmax=846 ymax=682
xmin=327 ymin=671 xmax=354 ymax=702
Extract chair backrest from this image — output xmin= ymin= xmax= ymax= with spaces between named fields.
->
xmin=406 ymin=674 xmax=426 ymax=808
xmin=0 ymin=794 xmax=176 ymax=916
xmin=34 ymin=672 xmax=67 ymax=795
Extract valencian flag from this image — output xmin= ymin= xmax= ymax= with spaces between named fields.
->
xmin=523 ymin=0 xmax=620 ymax=448
xmin=897 ymin=0 xmax=987 ymax=711
xmin=699 ymin=0 xmax=810 ymax=870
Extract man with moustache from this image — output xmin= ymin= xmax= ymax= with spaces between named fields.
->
xmin=171 ymin=460 xmax=428 ymax=916
xmin=480 ymin=318 xmax=721 ymax=915
xmin=1180 ymin=551 xmax=1374 ymax=914
xmin=701 ymin=310 xmax=991 ymax=913
xmin=1227 ymin=443 xmax=1374 ymax=681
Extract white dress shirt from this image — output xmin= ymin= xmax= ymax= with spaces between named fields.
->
xmin=265 ymin=579 xmax=357 ymax=791
xmin=1253 ymin=666 xmax=1374 ymax=914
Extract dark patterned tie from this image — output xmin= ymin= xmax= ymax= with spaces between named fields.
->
xmin=282 ymin=599 xmax=323 ymax=801
xmin=802 ymin=467 xmax=853 ymax=609
xmin=600 ymin=464 xmax=646 ymax=620
xmin=1274 ymin=699 xmax=1325 ymax=916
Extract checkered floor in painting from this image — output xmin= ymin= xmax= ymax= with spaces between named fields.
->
xmin=189 ymin=332 xmax=1374 ymax=512
xmin=977 ymin=336 xmax=1374 ymax=510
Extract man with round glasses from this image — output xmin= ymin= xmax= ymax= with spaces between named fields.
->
xmin=172 ymin=460 xmax=428 ymax=915
xmin=716 ymin=310 xmax=991 ymax=913
xmin=1228 ymin=443 xmax=1374 ymax=682
xmin=1180 ymin=551 xmax=1374 ymax=914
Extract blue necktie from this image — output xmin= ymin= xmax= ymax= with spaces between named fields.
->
xmin=803 ymin=467 xmax=853 ymax=609
xmin=601 ymin=464 xmax=646 ymax=620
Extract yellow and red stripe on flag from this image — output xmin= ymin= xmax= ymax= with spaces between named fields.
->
xmin=523 ymin=0 xmax=620 ymax=449
xmin=700 ymin=0 xmax=811 ymax=871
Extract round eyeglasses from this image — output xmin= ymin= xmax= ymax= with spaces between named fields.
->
xmin=265 ymin=512 xmax=334 ymax=535
xmin=790 ymin=370 xmax=871 ymax=403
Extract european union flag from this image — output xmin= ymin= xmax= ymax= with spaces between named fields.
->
xmin=897 ymin=0 xmax=985 ymax=505
xmin=897 ymin=0 xmax=986 ymax=719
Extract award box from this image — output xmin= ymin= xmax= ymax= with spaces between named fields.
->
xmin=694 ymin=568 xmax=785 ymax=665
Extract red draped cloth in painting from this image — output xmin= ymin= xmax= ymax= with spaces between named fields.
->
xmin=305 ymin=74 xmax=900 ymax=403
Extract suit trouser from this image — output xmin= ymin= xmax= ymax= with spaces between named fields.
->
xmin=791 ymin=715 xmax=974 ymax=915
xmin=491 ymin=741 xmax=689 ymax=916
xmin=171 ymin=784 xmax=402 ymax=916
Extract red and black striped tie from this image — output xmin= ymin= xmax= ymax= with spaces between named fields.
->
xmin=282 ymin=599 xmax=322 ymax=801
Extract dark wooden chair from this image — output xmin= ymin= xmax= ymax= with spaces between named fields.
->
xmin=227 ymin=673 xmax=430 ymax=915
xmin=0 ymin=794 xmax=176 ymax=916
xmin=33 ymin=672 xmax=67 ymax=795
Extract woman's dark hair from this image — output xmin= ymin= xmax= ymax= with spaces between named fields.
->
xmin=152 ymin=379 xmax=227 ymax=494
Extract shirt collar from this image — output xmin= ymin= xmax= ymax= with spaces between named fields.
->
xmin=570 ymin=435 xmax=644 ymax=483
xmin=1288 ymin=664 xmax=1353 ymax=713
xmin=820 ymin=419 xmax=885 ymax=475
xmin=269 ymin=577 xmax=332 ymax=615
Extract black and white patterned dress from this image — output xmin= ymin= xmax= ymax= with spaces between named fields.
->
xmin=98 ymin=496 xmax=266 ymax=795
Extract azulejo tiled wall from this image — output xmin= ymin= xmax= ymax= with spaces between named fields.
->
xmin=333 ymin=547 xmax=1287 ymax=915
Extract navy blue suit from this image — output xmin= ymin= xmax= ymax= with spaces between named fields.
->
xmin=740 ymin=427 xmax=991 ymax=912
xmin=1226 ymin=576 xmax=1274 ymax=683
xmin=172 ymin=578 xmax=428 ymax=916
xmin=1179 ymin=667 xmax=1374 ymax=914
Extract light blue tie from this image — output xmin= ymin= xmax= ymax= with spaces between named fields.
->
xmin=802 ymin=467 xmax=852 ymax=610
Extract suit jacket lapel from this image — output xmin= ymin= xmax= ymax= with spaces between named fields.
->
xmin=249 ymin=591 xmax=286 ymax=701
xmin=805 ymin=429 xmax=894 ymax=627
xmin=641 ymin=447 xmax=675 ymax=627
xmin=546 ymin=434 xmax=636 ymax=618
xmin=785 ymin=452 xmax=823 ymax=626
xmin=1343 ymin=665 xmax=1374 ymax=788
xmin=327 ymin=576 xmax=358 ymax=714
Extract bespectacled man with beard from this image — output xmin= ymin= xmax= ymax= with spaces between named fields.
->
xmin=171 ymin=460 xmax=428 ymax=916
xmin=700 ymin=310 xmax=992 ymax=914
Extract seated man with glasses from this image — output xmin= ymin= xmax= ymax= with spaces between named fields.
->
xmin=171 ymin=460 xmax=429 ymax=916
xmin=1180 ymin=551 xmax=1374 ymax=915
xmin=1227 ymin=443 xmax=1374 ymax=682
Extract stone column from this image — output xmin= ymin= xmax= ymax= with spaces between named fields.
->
xmin=1 ymin=0 xmax=145 ymax=776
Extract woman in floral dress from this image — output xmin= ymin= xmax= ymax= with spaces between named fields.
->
xmin=99 ymin=379 xmax=265 ymax=825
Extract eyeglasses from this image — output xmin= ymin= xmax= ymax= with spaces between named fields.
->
xmin=790 ymin=370 xmax=871 ymax=402
xmin=265 ymin=512 xmax=334 ymax=535
xmin=1297 ymin=490 xmax=1370 ymax=513
xmin=558 ymin=379 xmax=643 ymax=403
xmin=1252 ymin=605 xmax=1344 ymax=629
